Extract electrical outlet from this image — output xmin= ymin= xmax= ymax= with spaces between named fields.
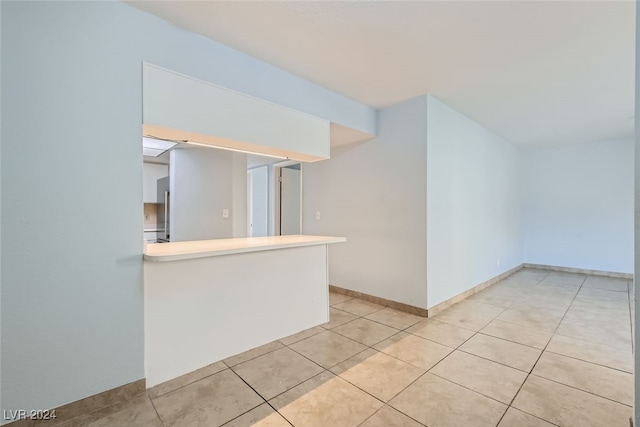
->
xmin=144 ymin=213 xmax=150 ymax=221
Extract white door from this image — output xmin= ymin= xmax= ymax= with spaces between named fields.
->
xmin=248 ymin=166 xmax=268 ymax=237
xmin=280 ymin=166 xmax=301 ymax=235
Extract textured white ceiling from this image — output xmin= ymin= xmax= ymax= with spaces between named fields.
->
xmin=129 ymin=0 xmax=635 ymax=147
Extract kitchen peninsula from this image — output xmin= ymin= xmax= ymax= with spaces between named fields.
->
xmin=143 ymin=235 xmax=346 ymax=387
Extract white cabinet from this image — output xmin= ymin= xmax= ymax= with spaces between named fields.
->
xmin=143 ymin=163 xmax=169 ymax=203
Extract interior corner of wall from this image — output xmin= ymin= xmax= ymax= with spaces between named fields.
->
xmin=425 ymin=94 xmax=439 ymax=108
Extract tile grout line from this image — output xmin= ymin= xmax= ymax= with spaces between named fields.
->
xmin=355 ymin=406 xmax=384 ymax=427
xmin=525 ymin=373 xmax=633 ymax=408
xmin=283 ymin=307 xmax=433 ymax=423
xmin=278 ymin=327 xmax=326 ymax=346
xmin=426 ymin=369 xmax=516 ymax=406
xmin=329 ymin=276 xmax=546 ymax=424
xmin=366 ymin=315 xmax=480 ymax=371
xmin=502 ymin=408 xmax=562 ymax=427
xmin=329 ymin=296 xmax=354 ymax=306
xmin=363 ymin=315 xmax=424 ymax=331
xmin=151 ymin=367 xmax=270 ymax=427
xmin=360 ymin=402 xmax=428 ymax=427
xmin=224 ymin=344 xmax=285 ymax=369
xmin=453 ymin=347 xmax=535 ymax=374
xmin=147 ymin=394 xmax=167 ymax=427
xmin=305 ymin=299 xmax=428 ymax=372
xmin=228 ymin=351 xmax=327 ymax=404
xmin=322 ymin=316 xmax=361 ymax=331
xmin=489 ymin=306 xmax=570 ymax=329
xmin=263 ymin=402 xmax=296 ymax=427
xmin=285 ymin=328 xmax=370 ymax=372
xmin=501 ymin=275 xmax=629 ymax=425
xmin=475 ymin=329 xmax=552 ymax=351
xmin=350 ymin=343 xmax=429 ymax=406
xmin=223 ymin=366 xmax=292 ymax=427
xmin=424 ymin=316 xmax=493 ymax=334
xmin=414 ymin=311 xmax=528 ymax=412
xmin=281 ymin=311 xmax=398 ymax=410
xmin=403 ymin=330 xmax=467 ymax=350
xmin=281 ymin=325 xmax=405 ymax=417
xmin=148 ymin=364 xmax=231 ymax=399
xmin=274 ymin=277 xmax=630 ymax=426
xmin=391 ymin=310 xmax=481 ymax=362
xmin=331 ymin=301 xmax=388 ymax=317
xmin=328 ymin=322 xmax=400 ymax=346
xmin=542 ymin=348 xmax=633 ymax=374
xmin=373 ymin=344 xmax=452 ymax=372
xmin=156 ymin=310 xmax=379 ymax=427
xmin=498 ymin=272 xmax=586 ymax=426
xmin=263 ymin=368 xmax=330 ymax=403
xmin=357 ymin=405 xmax=385 ymax=427
xmin=340 ymin=272 xmax=629 ymax=426
xmin=378 ymin=304 xmax=509 ymax=423
xmin=492 ymin=270 xmax=551 ymax=426
xmin=481 ymin=300 xmax=563 ymax=339
xmin=427 ymin=306 xmax=506 ymax=369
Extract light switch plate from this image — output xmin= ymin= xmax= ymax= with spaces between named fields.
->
xmin=222 ymin=209 xmax=229 ymax=219
xmin=316 ymin=211 xmax=321 ymax=220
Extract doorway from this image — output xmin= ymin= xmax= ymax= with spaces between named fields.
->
xmin=247 ymin=160 xmax=302 ymax=237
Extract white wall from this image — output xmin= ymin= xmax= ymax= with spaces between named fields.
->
xmin=304 ymin=96 xmax=428 ymax=309
xmin=426 ymin=96 xmax=522 ymax=308
xmin=143 ymin=162 xmax=169 ymax=203
xmin=1 ymin=0 xmax=373 ymax=416
xmin=246 ymin=161 xmax=279 ymax=237
xmin=268 ymin=165 xmax=278 ymax=236
xmin=522 ymin=138 xmax=634 ymax=274
xmin=170 ymin=147 xmax=246 ymax=242
xmin=248 ymin=166 xmax=269 ymax=237
xmin=231 ymin=153 xmax=248 ymax=238
xmin=280 ymin=166 xmax=302 ymax=235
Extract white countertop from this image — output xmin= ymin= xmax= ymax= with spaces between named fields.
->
xmin=144 ymin=235 xmax=346 ymax=262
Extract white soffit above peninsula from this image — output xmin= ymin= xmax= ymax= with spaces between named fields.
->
xmin=143 ymin=64 xmax=330 ymax=162
xmin=129 ymin=1 xmax=634 ymax=147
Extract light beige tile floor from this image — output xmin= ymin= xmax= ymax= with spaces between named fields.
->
xmin=52 ymin=268 xmax=633 ymax=426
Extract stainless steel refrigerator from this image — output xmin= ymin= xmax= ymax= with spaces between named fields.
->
xmin=156 ymin=176 xmax=170 ymax=243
